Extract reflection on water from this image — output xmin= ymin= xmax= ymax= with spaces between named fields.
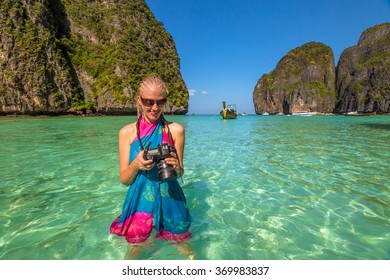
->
xmin=0 ymin=115 xmax=389 ymax=259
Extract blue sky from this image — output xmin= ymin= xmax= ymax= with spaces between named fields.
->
xmin=145 ymin=0 xmax=390 ymax=114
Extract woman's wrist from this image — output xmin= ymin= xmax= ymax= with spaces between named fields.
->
xmin=129 ymin=161 xmax=139 ymax=172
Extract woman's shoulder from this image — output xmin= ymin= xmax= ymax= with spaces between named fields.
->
xmin=119 ymin=122 xmax=137 ymax=138
xmin=168 ymin=121 xmax=185 ymax=135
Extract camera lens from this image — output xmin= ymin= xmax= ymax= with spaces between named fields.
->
xmin=157 ymin=160 xmax=177 ymax=183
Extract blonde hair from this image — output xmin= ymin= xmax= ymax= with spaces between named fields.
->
xmin=137 ymin=76 xmax=167 ymax=114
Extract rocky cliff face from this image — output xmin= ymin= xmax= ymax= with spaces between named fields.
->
xmin=0 ymin=0 xmax=188 ymax=115
xmin=0 ymin=0 xmax=76 ymax=115
xmin=253 ymin=23 xmax=390 ymax=115
xmin=253 ymin=42 xmax=336 ymax=114
xmin=335 ymin=23 xmax=390 ymax=113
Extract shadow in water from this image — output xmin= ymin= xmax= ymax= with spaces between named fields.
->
xmin=360 ymin=123 xmax=390 ymax=130
xmin=175 ymin=179 xmax=212 ymax=260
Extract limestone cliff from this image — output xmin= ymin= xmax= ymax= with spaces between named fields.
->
xmin=335 ymin=23 xmax=390 ymax=113
xmin=253 ymin=23 xmax=390 ymax=115
xmin=0 ymin=0 xmax=188 ymax=115
xmin=253 ymin=42 xmax=336 ymax=114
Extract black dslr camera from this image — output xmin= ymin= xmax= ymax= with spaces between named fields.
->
xmin=144 ymin=143 xmax=178 ymax=183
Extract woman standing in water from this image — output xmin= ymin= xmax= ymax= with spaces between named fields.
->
xmin=110 ymin=76 xmax=192 ymax=257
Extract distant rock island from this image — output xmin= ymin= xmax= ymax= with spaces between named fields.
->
xmin=0 ymin=0 xmax=188 ymax=116
xmin=253 ymin=23 xmax=390 ymax=115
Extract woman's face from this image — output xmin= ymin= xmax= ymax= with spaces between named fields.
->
xmin=138 ymin=87 xmax=167 ymax=123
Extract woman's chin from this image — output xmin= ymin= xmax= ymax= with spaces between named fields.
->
xmin=144 ymin=112 xmax=161 ymax=122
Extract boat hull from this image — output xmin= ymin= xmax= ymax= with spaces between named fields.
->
xmin=220 ymin=111 xmax=237 ymax=119
xmin=344 ymin=112 xmax=375 ymax=116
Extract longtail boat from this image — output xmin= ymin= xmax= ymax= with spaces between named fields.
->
xmin=220 ymin=101 xmax=238 ymax=119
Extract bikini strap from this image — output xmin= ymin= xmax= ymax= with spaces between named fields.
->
xmin=162 ymin=115 xmax=173 ymax=146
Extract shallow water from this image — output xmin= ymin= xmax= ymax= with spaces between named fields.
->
xmin=0 ymin=115 xmax=389 ymax=260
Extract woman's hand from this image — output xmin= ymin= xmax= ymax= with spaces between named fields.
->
xmin=132 ymin=150 xmax=155 ymax=171
xmin=164 ymin=152 xmax=179 ymax=169
xmin=165 ymin=152 xmax=183 ymax=176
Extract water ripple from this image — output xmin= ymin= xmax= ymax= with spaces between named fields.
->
xmin=1 ymin=115 xmax=389 ymax=259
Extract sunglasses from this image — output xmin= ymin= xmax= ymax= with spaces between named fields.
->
xmin=140 ymin=97 xmax=167 ymax=107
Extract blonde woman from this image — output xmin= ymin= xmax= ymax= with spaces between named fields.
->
xmin=110 ymin=76 xmax=192 ymax=247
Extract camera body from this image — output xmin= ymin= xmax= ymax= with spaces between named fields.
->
xmin=144 ymin=143 xmax=178 ymax=182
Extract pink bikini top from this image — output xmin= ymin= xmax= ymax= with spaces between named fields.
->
xmin=134 ymin=117 xmax=173 ymax=146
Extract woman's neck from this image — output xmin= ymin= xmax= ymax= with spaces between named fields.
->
xmin=141 ymin=114 xmax=161 ymax=124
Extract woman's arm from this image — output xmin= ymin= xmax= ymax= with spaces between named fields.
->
xmin=167 ymin=122 xmax=185 ymax=176
xmin=118 ymin=123 xmax=154 ymax=185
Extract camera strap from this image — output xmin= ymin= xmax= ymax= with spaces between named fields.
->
xmin=136 ymin=117 xmax=145 ymax=150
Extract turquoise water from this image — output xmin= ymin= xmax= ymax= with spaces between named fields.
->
xmin=0 ymin=115 xmax=389 ymax=260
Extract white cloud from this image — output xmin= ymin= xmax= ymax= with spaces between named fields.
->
xmin=188 ymin=89 xmax=196 ymax=96
xmin=188 ymin=89 xmax=208 ymax=97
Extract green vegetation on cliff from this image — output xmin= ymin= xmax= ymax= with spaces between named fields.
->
xmin=63 ymin=0 xmax=188 ymax=108
xmin=0 ymin=0 xmax=188 ymax=115
xmin=277 ymin=42 xmax=333 ymax=82
xmin=335 ymin=23 xmax=390 ymax=113
xmin=253 ymin=42 xmax=336 ymax=114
